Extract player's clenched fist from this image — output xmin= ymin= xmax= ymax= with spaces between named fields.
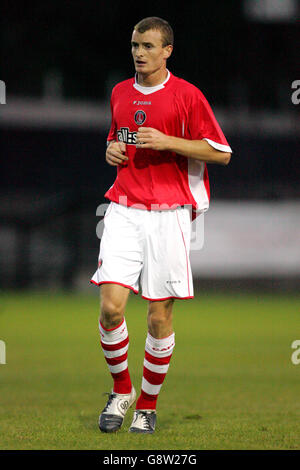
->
xmin=106 ymin=141 xmax=129 ymax=166
xmin=136 ymin=127 xmax=171 ymax=151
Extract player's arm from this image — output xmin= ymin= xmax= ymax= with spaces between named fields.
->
xmin=136 ymin=128 xmax=231 ymax=165
xmin=106 ymin=140 xmax=129 ymax=166
xmin=168 ymin=136 xmax=231 ymax=165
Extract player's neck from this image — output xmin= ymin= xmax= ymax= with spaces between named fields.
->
xmin=136 ymin=68 xmax=168 ymax=87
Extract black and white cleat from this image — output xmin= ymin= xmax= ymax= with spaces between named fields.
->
xmin=129 ymin=410 xmax=157 ymax=434
xmin=99 ymin=386 xmax=136 ymax=433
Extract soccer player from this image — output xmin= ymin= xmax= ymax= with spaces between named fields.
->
xmin=91 ymin=17 xmax=232 ymax=434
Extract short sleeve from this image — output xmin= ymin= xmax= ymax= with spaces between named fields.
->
xmin=187 ymin=90 xmax=232 ymax=153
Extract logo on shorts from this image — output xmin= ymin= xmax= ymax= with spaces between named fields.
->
xmin=134 ymin=110 xmax=146 ymax=125
xmin=98 ymin=258 xmax=103 ymax=268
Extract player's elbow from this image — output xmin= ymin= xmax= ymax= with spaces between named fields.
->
xmin=221 ymin=152 xmax=231 ymax=166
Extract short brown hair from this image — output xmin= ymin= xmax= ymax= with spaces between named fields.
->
xmin=134 ymin=17 xmax=174 ymax=47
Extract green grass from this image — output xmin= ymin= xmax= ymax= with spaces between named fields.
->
xmin=0 ymin=290 xmax=299 ymax=450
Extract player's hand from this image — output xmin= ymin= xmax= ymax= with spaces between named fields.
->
xmin=106 ymin=141 xmax=129 ymax=166
xmin=136 ymin=127 xmax=171 ymax=151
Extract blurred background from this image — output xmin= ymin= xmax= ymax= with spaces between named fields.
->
xmin=1 ymin=0 xmax=299 ymax=292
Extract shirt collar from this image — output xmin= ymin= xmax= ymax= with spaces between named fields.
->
xmin=133 ymin=70 xmax=170 ymax=95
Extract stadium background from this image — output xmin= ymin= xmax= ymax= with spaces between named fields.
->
xmin=0 ymin=0 xmax=299 ymax=450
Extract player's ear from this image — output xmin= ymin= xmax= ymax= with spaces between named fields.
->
xmin=163 ymin=44 xmax=173 ymax=60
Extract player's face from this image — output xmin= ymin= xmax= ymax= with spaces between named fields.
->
xmin=131 ymin=29 xmax=172 ymax=76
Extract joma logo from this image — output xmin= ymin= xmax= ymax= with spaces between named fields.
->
xmin=133 ymin=100 xmax=151 ymax=105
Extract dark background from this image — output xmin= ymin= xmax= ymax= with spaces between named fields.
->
xmin=1 ymin=1 xmax=298 ymax=106
xmin=1 ymin=0 xmax=299 ymax=289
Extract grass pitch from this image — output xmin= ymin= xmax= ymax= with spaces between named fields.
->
xmin=0 ymin=290 xmax=299 ymax=450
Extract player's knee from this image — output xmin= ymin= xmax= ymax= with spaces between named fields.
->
xmin=100 ymin=300 xmax=124 ymax=328
xmin=147 ymin=308 xmax=172 ymax=328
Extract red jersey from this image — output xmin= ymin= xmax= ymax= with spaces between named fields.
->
xmin=105 ymin=70 xmax=231 ymax=219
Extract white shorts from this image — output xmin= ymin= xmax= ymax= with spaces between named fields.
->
xmin=91 ymin=202 xmax=194 ymax=301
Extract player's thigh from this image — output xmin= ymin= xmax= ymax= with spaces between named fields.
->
xmin=91 ymin=202 xmax=143 ymax=294
xmin=141 ymin=206 xmax=193 ymax=300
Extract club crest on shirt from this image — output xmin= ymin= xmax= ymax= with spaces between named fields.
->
xmin=134 ymin=110 xmax=146 ymax=125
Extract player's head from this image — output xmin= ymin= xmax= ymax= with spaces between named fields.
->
xmin=131 ymin=17 xmax=173 ymax=75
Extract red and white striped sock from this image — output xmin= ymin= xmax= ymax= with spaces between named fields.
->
xmin=136 ymin=331 xmax=175 ymax=410
xmin=99 ymin=318 xmax=132 ymax=394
